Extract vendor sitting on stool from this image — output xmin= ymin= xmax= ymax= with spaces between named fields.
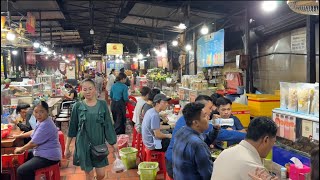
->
xmin=13 ymin=101 xmax=61 ymax=180
xmin=13 ymin=103 xmax=37 ymax=144
xmin=60 ymin=83 xmax=78 ymax=110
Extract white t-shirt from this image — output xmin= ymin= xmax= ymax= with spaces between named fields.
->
xmin=211 ymin=140 xmax=265 ymax=180
xmin=106 ymin=74 xmax=116 ymax=92
xmin=133 ymin=97 xmax=145 ymax=124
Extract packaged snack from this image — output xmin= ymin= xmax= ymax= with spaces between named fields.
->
xmin=287 ymin=84 xmax=298 ymax=112
xmin=280 ymin=82 xmax=289 ymax=110
xmin=297 ymin=83 xmax=315 ymax=114
xmin=313 ymin=83 xmax=319 ymax=117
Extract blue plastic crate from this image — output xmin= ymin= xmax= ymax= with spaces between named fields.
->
xmin=272 ymin=146 xmax=310 ymax=167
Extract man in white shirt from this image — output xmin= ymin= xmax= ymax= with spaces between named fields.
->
xmin=133 ymin=86 xmax=151 ymax=131
xmin=211 ymin=116 xmax=278 ymax=180
xmin=106 ymin=69 xmax=116 ymax=94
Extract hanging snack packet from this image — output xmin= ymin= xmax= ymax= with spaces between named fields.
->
xmin=280 ymin=82 xmax=289 ymax=110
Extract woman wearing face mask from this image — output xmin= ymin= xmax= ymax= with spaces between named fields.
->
xmin=110 ymin=73 xmax=129 ymax=135
xmin=14 ymin=101 xmax=61 ymax=180
xmin=65 ymin=78 xmax=119 ymax=180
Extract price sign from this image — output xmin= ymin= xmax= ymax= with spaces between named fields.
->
xmin=189 ymin=91 xmax=197 ymax=102
xmin=179 ymin=89 xmax=185 ymax=101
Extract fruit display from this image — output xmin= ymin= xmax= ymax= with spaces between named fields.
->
xmin=125 ymin=70 xmax=133 ymax=76
xmin=276 ymin=136 xmax=318 ymax=156
xmin=146 ymin=68 xmax=171 ymax=82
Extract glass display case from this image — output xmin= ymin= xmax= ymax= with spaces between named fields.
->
xmin=36 ymin=75 xmax=54 ymax=96
xmin=8 ymin=84 xmax=43 ymax=105
xmin=1 ymin=89 xmax=10 ymax=106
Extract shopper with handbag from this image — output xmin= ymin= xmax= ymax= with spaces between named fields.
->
xmin=65 ymin=78 xmax=120 ymax=180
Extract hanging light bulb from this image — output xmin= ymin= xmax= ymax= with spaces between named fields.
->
xmin=146 ymin=52 xmax=150 ymax=57
xmin=200 ymin=24 xmax=209 ymax=35
xmin=65 ymin=60 xmax=70 ymax=63
xmin=172 ymin=40 xmax=178 ymax=46
xmin=90 ymin=29 xmax=94 ymax=35
xmin=47 ymin=50 xmax=52 ymax=55
xmin=185 ymin=44 xmax=192 ymax=51
xmin=12 ymin=50 xmax=18 ymax=55
xmin=42 ymin=47 xmax=48 ymax=52
xmin=133 ymin=57 xmax=138 ymax=62
xmin=6 ymin=31 xmax=16 ymax=41
xmin=138 ymin=53 xmax=143 ymax=59
xmin=177 ymin=23 xmax=187 ymax=30
xmin=33 ymin=42 xmax=40 ymax=48
xmin=62 ymin=55 xmax=66 ymax=60
xmin=53 ymin=52 xmax=56 ymax=56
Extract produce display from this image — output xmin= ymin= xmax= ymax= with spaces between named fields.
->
xmin=146 ymin=68 xmax=171 ymax=82
xmin=276 ymin=137 xmax=319 ymax=155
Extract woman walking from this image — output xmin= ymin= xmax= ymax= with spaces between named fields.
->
xmin=110 ymin=73 xmax=129 ymax=135
xmin=65 ymin=78 xmax=119 ymax=180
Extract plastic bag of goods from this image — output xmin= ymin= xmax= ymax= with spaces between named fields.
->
xmin=287 ymin=84 xmax=298 ymax=112
xmin=280 ymin=82 xmax=289 ymax=109
xmin=117 ymin=134 xmax=129 ymax=150
xmin=313 ymin=83 xmax=319 ymax=117
xmin=297 ymin=83 xmax=315 ymax=114
xmin=112 ymin=157 xmax=126 ymax=173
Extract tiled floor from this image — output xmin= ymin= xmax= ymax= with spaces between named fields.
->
xmin=59 ymin=92 xmax=165 ymax=180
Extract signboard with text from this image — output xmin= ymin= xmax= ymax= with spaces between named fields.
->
xmin=197 ymin=29 xmax=224 ymax=67
xmin=106 ymin=43 xmax=123 ymax=55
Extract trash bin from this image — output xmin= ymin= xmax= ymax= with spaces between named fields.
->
xmin=119 ymin=147 xmax=138 ymax=169
xmin=138 ymin=162 xmax=159 ymax=180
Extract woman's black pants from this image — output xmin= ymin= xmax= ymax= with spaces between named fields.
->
xmin=17 ymin=150 xmax=60 ymax=180
xmin=111 ymin=99 xmax=126 ymax=135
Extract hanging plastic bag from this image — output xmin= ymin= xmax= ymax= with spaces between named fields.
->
xmin=234 ymin=90 xmax=248 ymax=105
xmin=112 ymin=157 xmax=126 ymax=173
xmin=280 ymin=82 xmax=289 ymax=110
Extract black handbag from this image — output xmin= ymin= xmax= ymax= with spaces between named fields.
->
xmin=82 ymin=121 xmax=108 ymax=162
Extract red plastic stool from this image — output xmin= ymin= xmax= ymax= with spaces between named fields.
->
xmin=58 ymin=131 xmax=65 ymax=158
xmin=35 ymin=163 xmax=60 ymax=180
xmin=144 ymin=147 xmax=166 ymax=175
xmin=132 ymin=130 xmax=143 ymax=161
xmin=165 ymin=172 xmax=174 ymax=180
xmin=132 ymin=127 xmax=137 ymax=147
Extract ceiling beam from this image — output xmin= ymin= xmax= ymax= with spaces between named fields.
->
xmin=136 ymin=1 xmax=226 ymax=17
xmin=126 ymin=13 xmax=180 ymax=23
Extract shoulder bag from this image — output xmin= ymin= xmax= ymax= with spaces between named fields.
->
xmin=80 ymin=101 xmax=109 ymax=162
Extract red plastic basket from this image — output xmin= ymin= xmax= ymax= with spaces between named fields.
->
xmin=1 ymin=151 xmax=28 ymax=168
xmin=1 ymin=125 xmax=12 ymax=138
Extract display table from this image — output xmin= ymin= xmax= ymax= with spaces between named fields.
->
xmin=46 ymin=97 xmax=62 ymax=108
xmin=1 ymin=129 xmax=24 ymax=148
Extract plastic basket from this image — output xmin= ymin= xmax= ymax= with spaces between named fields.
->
xmin=138 ymin=162 xmax=159 ymax=180
xmin=2 ymin=151 xmax=28 ymax=168
xmin=119 ymin=147 xmax=138 ymax=169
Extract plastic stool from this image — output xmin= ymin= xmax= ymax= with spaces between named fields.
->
xmin=35 ymin=163 xmax=60 ymax=180
xmin=144 ymin=147 xmax=166 ymax=175
xmin=58 ymin=131 xmax=65 ymax=158
xmin=165 ymin=172 xmax=174 ymax=180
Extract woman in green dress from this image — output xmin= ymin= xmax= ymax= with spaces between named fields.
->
xmin=65 ymin=78 xmax=120 ymax=180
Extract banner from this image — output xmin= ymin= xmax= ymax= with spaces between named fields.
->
xmin=197 ymin=29 xmax=224 ymax=67
xmin=106 ymin=43 xmax=123 ymax=55
xmin=26 ymin=12 xmax=36 ymax=35
xmin=26 ymin=48 xmax=36 ymax=65
xmin=1 ymin=16 xmax=6 ymax=29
